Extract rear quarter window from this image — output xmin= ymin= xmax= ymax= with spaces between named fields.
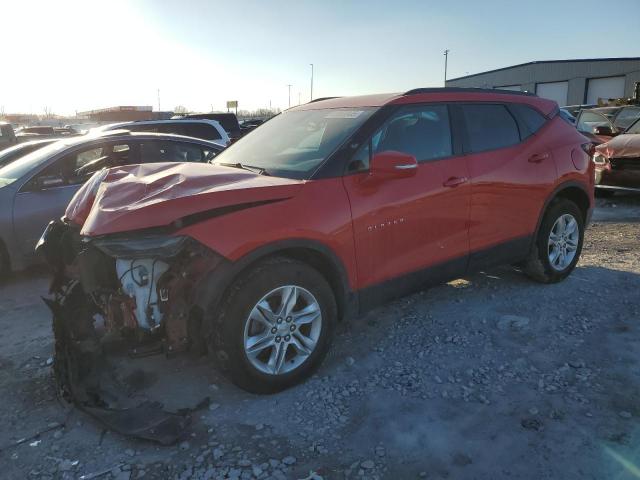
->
xmin=461 ymin=104 xmax=520 ymax=153
xmin=509 ymin=104 xmax=547 ymax=138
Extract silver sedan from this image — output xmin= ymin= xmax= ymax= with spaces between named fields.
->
xmin=0 ymin=131 xmax=223 ymax=276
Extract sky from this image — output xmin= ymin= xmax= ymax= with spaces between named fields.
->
xmin=1 ymin=0 xmax=639 ymax=116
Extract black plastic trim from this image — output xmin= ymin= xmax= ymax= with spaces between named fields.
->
xmin=404 ymin=87 xmax=536 ymax=97
xmin=358 ymin=256 xmax=467 ymax=312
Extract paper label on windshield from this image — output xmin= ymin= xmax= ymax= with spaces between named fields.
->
xmin=325 ymin=110 xmax=364 ymax=119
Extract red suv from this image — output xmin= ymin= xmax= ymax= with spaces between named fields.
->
xmin=40 ymin=88 xmax=594 ymax=395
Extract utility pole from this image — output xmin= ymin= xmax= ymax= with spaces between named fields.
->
xmin=443 ymin=49 xmax=450 ymax=86
xmin=287 ymin=84 xmax=292 ymax=108
xmin=157 ymin=88 xmax=161 ymax=111
xmin=298 ymin=92 xmax=301 ymax=105
xmin=310 ymin=63 xmax=314 ymax=101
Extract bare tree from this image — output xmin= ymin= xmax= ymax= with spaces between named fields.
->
xmin=174 ymin=105 xmax=189 ymax=114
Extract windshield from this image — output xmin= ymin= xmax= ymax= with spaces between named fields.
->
xmin=0 ymin=140 xmax=67 ymax=188
xmin=212 ymin=107 xmax=375 ymax=179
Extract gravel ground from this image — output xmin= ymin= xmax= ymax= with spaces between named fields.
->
xmin=0 ymin=195 xmax=639 ymax=480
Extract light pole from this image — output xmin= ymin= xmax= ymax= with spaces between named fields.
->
xmin=310 ymin=63 xmax=314 ymax=101
xmin=443 ymin=49 xmax=450 ymax=86
xmin=287 ymin=84 xmax=292 ymax=108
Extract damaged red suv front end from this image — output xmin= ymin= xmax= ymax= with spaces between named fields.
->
xmin=38 ymin=162 xmax=306 ymax=443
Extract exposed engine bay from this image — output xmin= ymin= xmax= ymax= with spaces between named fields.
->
xmin=37 ymin=220 xmax=223 ymax=444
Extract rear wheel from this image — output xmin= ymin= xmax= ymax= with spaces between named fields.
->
xmin=210 ymin=257 xmax=336 ymax=393
xmin=522 ymin=199 xmax=584 ymax=283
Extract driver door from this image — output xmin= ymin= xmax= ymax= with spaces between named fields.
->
xmin=342 ymin=104 xmax=470 ymax=304
xmin=13 ymin=141 xmax=136 ymax=262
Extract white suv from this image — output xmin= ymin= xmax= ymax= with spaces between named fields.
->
xmin=96 ymin=119 xmax=230 ymax=147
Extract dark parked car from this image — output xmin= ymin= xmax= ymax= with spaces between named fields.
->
xmin=0 ymin=139 xmax=58 ymax=168
xmin=175 ymin=112 xmax=242 ymax=141
xmin=593 ymin=117 xmax=640 ymax=196
xmin=0 ymin=122 xmax=17 ymax=150
xmin=0 ymin=131 xmax=223 ymax=276
xmin=576 ymin=105 xmax=640 ymax=142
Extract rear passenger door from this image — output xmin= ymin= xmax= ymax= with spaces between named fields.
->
xmin=458 ymin=103 xmax=556 ymax=268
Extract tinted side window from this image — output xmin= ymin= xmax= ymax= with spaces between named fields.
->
xmin=510 ymin=104 xmax=547 ymax=138
xmin=374 ymin=105 xmax=452 ymax=162
xmin=462 ymin=104 xmax=520 ymax=153
xmin=183 ymin=123 xmax=221 ymax=140
xmin=138 ymin=140 xmax=213 ymax=163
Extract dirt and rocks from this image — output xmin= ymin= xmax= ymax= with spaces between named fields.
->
xmin=0 ymin=195 xmax=639 ymax=480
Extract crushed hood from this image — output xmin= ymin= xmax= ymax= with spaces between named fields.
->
xmin=595 ymin=134 xmax=640 ymax=159
xmin=66 ymin=162 xmax=304 ymax=236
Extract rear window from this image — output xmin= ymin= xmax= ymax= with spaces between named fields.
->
xmin=510 ymin=104 xmax=547 ymax=138
xmin=461 ymin=104 xmax=520 ymax=153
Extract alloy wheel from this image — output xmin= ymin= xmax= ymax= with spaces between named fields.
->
xmin=548 ymin=213 xmax=579 ymax=271
xmin=243 ymin=285 xmax=322 ymax=375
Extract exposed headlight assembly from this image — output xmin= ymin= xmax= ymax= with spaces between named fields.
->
xmin=91 ymin=233 xmax=187 ymax=259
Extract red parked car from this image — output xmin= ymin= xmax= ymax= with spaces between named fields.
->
xmin=39 ymin=88 xmax=594 ymax=398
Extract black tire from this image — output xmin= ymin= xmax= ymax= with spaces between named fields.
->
xmin=595 ymin=188 xmax=615 ymax=198
xmin=210 ymin=257 xmax=336 ymax=394
xmin=522 ymin=199 xmax=584 ymax=284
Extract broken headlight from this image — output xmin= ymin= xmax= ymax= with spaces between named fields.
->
xmin=91 ymin=233 xmax=187 ymax=259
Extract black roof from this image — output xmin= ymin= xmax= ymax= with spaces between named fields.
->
xmin=403 ymin=87 xmax=536 ymax=97
xmin=448 ymin=57 xmax=640 ymax=82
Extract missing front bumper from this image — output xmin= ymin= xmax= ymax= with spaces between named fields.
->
xmin=38 ymin=221 xmax=222 ymax=444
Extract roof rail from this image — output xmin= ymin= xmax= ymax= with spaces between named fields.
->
xmin=308 ymin=96 xmax=341 ymax=103
xmin=403 ymin=87 xmax=536 ymax=97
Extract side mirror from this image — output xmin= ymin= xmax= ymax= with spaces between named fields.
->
xmin=593 ymin=125 xmax=616 ymax=137
xmin=370 ymin=151 xmax=418 ymax=180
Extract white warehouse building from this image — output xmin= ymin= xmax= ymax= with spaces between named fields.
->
xmin=445 ymin=57 xmax=640 ymax=107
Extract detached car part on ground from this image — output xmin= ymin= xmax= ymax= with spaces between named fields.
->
xmin=37 ymin=89 xmax=594 ymax=443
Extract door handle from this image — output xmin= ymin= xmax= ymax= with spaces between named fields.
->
xmin=528 ymin=152 xmax=549 ymax=163
xmin=443 ymin=176 xmax=468 ymax=188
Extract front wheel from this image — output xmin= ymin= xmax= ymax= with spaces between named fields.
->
xmin=522 ymin=199 xmax=584 ymax=283
xmin=211 ymin=257 xmax=336 ymax=393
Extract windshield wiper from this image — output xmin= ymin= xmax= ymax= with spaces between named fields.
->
xmin=216 ymin=162 xmax=270 ymax=176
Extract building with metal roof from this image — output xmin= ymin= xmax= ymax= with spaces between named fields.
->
xmin=445 ymin=58 xmax=640 ymax=107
